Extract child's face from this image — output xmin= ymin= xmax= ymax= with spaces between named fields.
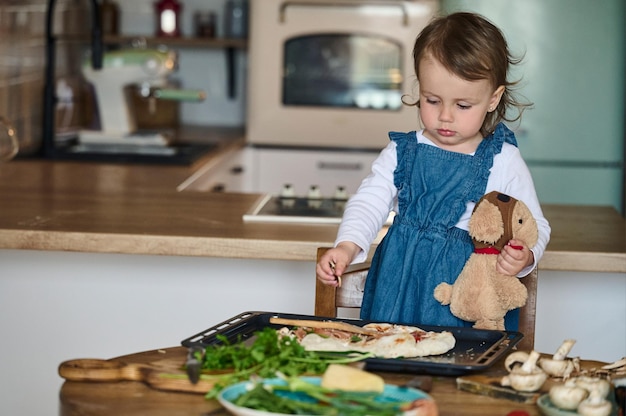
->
xmin=417 ymin=55 xmax=504 ymax=153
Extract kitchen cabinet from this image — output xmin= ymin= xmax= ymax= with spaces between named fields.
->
xmin=253 ymin=147 xmax=380 ymax=197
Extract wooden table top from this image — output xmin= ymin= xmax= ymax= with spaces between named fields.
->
xmin=58 ymin=346 xmax=543 ymax=416
xmin=0 ymin=156 xmax=624 ymax=271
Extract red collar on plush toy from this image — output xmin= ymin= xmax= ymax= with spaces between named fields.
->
xmin=474 ymin=246 xmax=501 ymax=254
xmin=474 ymin=243 xmax=524 ymax=254
xmin=471 ymin=192 xmax=526 ymax=255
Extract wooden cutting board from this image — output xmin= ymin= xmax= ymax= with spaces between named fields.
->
xmin=457 ymin=358 xmax=609 ymax=404
xmin=58 ymin=347 xmax=223 ymax=394
xmin=456 ymin=373 xmax=549 ymax=404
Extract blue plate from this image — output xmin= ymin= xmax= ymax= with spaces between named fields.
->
xmin=218 ymin=376 xmax=431 ymax=416
xmin=537 ymin=394 xmax=617 ymax=416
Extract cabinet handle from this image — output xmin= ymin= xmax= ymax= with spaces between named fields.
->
xmin=317 ymin=161 xmax=363 ymax=171
xmin=279 ymin=0 xmax=408 ymax=26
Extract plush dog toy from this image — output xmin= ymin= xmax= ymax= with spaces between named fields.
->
xmin=433 ymin=191 xmax=538 ymax=330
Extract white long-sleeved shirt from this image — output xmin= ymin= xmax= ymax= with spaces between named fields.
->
xmin=336 ymin=130 xmax=551 ymax=276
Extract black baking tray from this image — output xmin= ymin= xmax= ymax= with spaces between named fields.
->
xmin=181 ymin=311 xmax=522 ymax=376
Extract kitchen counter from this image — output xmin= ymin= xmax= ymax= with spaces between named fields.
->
xmin=0 ymin=155 xmax=624 ymax=271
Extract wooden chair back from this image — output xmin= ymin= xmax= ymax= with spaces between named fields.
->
xmin=314 ymin=247 xmax=538 ymax=351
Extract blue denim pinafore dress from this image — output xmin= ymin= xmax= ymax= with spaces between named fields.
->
xmin=360 ymin=123 xmax=518 ymax=329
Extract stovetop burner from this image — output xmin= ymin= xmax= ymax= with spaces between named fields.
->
xmin=243 ymin=194 xmax=346 ymax=224
xmin=243 ymin=194 xmax=394 ymax=225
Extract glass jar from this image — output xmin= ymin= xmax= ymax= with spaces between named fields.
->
xmin=154 ymin=0 xmax=182 ymax=37
xmin=223 ymin=0 xmax=248 ymax=39
xmin=194 ymin=11 xmax=216 ymax=38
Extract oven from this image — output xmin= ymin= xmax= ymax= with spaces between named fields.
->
xmin=181 ymin=0 xmax=438 ymax=222
xmin=247 ymin=0 xmax=438 ymax=149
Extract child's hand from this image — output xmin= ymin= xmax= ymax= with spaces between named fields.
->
xmin=316 ymin=242 xmax=361 ymax=287
xmin=496 ymin=239 xmax=534 ymax=276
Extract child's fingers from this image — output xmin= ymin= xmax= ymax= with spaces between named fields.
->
xmin=329 ymin=260 xmax=342 ymax=287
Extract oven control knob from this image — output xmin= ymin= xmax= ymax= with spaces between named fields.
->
xmin=308 ymin=185 xmax=322 ymax=199
xmin=334 ymin=186 xmax=348 ymax=200
xmin=307 ymin=185 xmax=322 ymax=209
xmin=280 ymin=183 xmax=295 ymax=198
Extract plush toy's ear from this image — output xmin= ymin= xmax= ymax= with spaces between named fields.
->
xmin=469 ymin=199 xmax=504 ymax=244
xmin=512 ymin=200 xmax=539 ymax=247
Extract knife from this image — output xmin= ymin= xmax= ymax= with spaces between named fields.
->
xmin=185 ymin=345 xmax=205 ymax=384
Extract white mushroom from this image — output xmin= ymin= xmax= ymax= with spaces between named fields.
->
xmin=574 ymin=376 xmax=611 ymax=399
xmin=553 ymin=339 xmax=576 ymax=360
xmin=504 ymin=351 xmax=530 ymax=372
xmin=540 ymin=358 xmax=575 ymax=378
xmin=538 ymin=339 xmax=576 ymax=377
xmin=549 ymin=379 xmax=589 ymax=410
xmin=577 ymin=388 xmax=612 ymax=416
xmin=601 ymin=356 xmax=626 ymax=370
xmin=501 ymin=350 xmax=548 ymax=392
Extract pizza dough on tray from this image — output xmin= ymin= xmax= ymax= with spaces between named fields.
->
xmin=286 ymin=322 xmax=456 ymax=358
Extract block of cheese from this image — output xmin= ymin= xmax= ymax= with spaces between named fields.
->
xmin=320 ymin=364 xmax=385 ymax=393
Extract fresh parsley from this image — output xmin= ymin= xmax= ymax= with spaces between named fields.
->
xmin=199 ymin=327 xmax=372 ymax=399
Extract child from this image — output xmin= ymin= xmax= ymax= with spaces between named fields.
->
xmin=316 ymin=12 xmax=551 ymax=330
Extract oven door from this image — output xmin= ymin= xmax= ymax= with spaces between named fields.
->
xmin=247 ymin=0 xmax=437 ymax=149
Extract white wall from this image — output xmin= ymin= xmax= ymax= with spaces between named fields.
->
xmin=1 ymin=249 xmax=624 ymax=415
xmin=442 ymin=0 xmax=625 ymax=213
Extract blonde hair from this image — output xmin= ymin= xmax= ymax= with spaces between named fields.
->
xmin=410 ymin=12 xmax=531 ymax=136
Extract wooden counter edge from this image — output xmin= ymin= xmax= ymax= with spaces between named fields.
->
xmin=0 ymin=230 xmax=329 ymax=262
xmin=539 ymin=251 xmax=626 ymax=273
xmin=1 ymin=229 xmax=625 ymax=273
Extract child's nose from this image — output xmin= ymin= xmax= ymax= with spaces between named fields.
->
xmin=438 ymin=105 xmax=453 ymax=122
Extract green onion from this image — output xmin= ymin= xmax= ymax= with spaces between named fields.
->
xmin=233 ymin=376 xmax=410 ymax=415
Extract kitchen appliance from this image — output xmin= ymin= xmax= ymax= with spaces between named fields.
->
xmin=178 ymin=144 xmax=386 ymax=222
xmin=78 ymin=48 xmax=204 ymax=148
xmin=244 ymin=194 xmax=349 ymax=224
xmin=243 ymin=193 xmax=395 ymax=224
xmin=180 ymin=0 xmax=438 ymax=222
xmin=42 ymin=1 xmax=215 ymax=164
xmin=247 ymin=0 xmax=438 ymax=149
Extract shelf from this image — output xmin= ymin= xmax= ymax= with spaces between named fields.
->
xmin=55 ymin=34 xmax=247 ymax=49
xmin=56 ymin=34 xmax=247 ymax=98
xmin=103 ymin=35 xmax=247 ymax=49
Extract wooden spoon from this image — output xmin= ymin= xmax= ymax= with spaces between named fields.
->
xmin=269 ymin=317 xmax=380 ymax=336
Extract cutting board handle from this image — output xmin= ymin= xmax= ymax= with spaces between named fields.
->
xmin=58 ymin=359 xmax=147 ymax=382
xmin=58 ymin=356 xmax=221 ymax=394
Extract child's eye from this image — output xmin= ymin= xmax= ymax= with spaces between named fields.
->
xmin=425 ymin=98 xmax=439 ymax=105
xmin=457 ymin=103 xmax=472 ymax=110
